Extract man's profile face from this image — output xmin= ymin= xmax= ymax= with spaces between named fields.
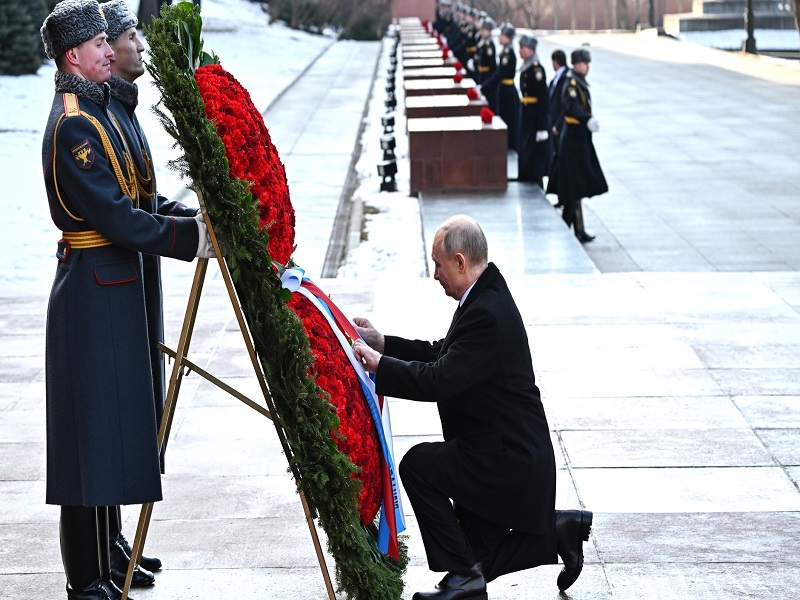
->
xmin=520 ymin=46 xmax=533 ymax=59
xmin=71 ymin=33 xmax=114 ymax=83
xmin=431 ymin=233 xmax=461 ymax=300
xmin=110 ymin=27 xmax=145 ymax=82
xmin=573 ymin=61 xmax=589 ymax=76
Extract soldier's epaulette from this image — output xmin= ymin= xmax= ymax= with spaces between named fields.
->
xmin=63 ymin=93 xmax=81 ymax=118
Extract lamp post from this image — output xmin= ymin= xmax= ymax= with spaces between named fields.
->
xmin=743 ymin=0 xmax=757 ymax=53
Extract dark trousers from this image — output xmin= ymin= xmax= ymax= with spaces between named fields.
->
xmin=399 ymin=442 xmax=557 ymax=581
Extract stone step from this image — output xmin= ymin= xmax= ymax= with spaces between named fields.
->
xmin=691 ymin=0 xmax=793 ymax=15
xmin=664 ymin=11 xmax=797 ymax=33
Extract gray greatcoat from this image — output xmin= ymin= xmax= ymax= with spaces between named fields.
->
xmin=42 ymin=71 xmax=198 ymax=507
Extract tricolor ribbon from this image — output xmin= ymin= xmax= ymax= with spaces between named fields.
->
xmin=281 ymin=267 xmax=406 ymax=559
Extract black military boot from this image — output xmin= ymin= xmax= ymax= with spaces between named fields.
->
xmin=60 ymin=506 xmax=128 ymax=600
xmin=96 ymin=506 xmax=126 ymax=600
xmin=573 ymin=201 xmax=595 ymax=243
xmin=108 ymin=506 xmax=155 ymax=587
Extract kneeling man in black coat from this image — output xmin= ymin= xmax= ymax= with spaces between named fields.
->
xmin=353 ymin=215 xmax=592 ymax=600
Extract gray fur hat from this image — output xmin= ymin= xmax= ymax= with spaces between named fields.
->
xmin=101 ymin=0 xmax=138 ymax=43
xmin=571 ymin=47 xmax=592 ymax=65
xmin=519 ymin=34 xmax=538 ymax=50
xmin=41 ymin=0 xmax=107 ymax=60
xmin=500 ymin=23 xmax=516 ymax=40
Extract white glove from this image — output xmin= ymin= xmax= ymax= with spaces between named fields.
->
xmin=466 ymin=58 xmax=474 ymax=71
xmin=194 ymin=213 xmax=215 ymax=258
xmin=535 ymin=130 xmax=549 ymax=142
xmin=587 ymin=117 xmax=599 ymax=133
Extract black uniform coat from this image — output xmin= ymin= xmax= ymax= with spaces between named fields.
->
xmin=108 ymin=76 xmax=198 ymax=456
xmin=483 ymin=44 xmax=519 ymax=151
xmin=518 ymin=58 xmax=551 ymax=182
xmin=557 ymin=73 xmax=609 ymax=202
xmin=545 ymin=67 xmax=569 ymax=194
xmin=42 ymin=72 xmax=199 ymax=507
xmin=475 ymin=38 xmax=498 ymax=112
xmin=376 ymin=263 xmax=556 ymax=535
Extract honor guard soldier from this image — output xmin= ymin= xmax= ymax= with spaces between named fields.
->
xmin=557 ymin=48 xmax=608 ymax=242
xmin=517 ymin=34 xmax=551 ymax=185
xmin=463 ymin=8 xmax=478 ymax=64
xmin=474 ymin=17 xmax=498 ymax=112
xmin=489 ymin=23 xmax=520 ymax=151
xmin=40 ymin=1 xmax=213 ymax=598
xmin=102 ymin=0 xmax=203 ymax=589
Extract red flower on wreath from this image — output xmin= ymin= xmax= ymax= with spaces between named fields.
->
xmin=195 ymin=64 xmax=294 ymax=264
xmin=481 ymin=106 xmax=495 ymax=124
xmin=466 ymin=87 xmax=479 ymax=101
xmin=195 ymin=64 xmax=382 ymax=525
xmin=454 ymin=60 xmax=463 ymax=71
xmin=287 ymin=293 xmax=382 ymax=524
xmin=453 ymin=73 xmax=464 ymax=84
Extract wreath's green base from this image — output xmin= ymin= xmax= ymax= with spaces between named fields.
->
xmin=145 ymin=3 xmax=406 ymax=598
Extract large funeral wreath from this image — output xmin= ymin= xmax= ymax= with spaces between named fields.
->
xmin=145 ymin=3 xmax=406 ymax=598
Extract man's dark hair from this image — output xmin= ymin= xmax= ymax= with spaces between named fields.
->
xmin=552 ymin=49 xmax=566 ymax=68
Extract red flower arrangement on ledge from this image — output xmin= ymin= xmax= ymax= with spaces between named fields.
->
xmin=481 ymin=106 xmax=495 ymax=124
xmin=466 ymin=87 xmax=479 ymax=101
xmin=453 ymin=72 xmax=464 ymax=84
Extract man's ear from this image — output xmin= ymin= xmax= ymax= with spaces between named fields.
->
xmin=455 ymin=252 xmax=466 ymax=272
xmin=66 ymin=47 xmax=79 ymax=66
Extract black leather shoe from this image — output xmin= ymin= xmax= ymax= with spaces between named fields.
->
xmin=556 ymin=509 xmax=593 ymax=591
xmin=117 ymin=534 xmax=162 ymax=573
xmin=412 ymin=563 xmax=487 ymax=600
xmin=577 ymin=231 xmax=595 ymax=243
xmin=66 ymin=578 xmax=129 ymax=600
xmin=110 ymin=540 xmax=155 ymax=587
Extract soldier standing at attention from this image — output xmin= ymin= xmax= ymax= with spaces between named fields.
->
xmin=517 ymin=35 xmax=550 ymax=186
xmin=474 ymin=17 xmax=498 ymax=112
xmin=482 ymin=23 xmax=519 ymax=151
xmin=557 ymin=48 xmax=608 ymax=243
xmin=40 ymin=1 xmax=213 ymax=597
xmin=101 ymin=0 xmax=203 ymax=588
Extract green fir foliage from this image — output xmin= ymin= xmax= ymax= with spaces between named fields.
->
xmin=0 ymin=1 xmax=45 ymax=75
xmin=144 ymin=3 xmax=405 ymax=598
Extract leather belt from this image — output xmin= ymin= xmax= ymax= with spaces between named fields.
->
xmin=521 ymin=97 xmax=539 ymax=104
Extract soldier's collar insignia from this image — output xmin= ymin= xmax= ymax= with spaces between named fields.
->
xmin=72 ymin=139 xmax=95 ymax=170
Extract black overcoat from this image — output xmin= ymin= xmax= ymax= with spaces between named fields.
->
xmin=42 ymin=72 xmax=199 ymax=507
xmin=376 ymin=263 xmax=556 ymax=535
xmin=518 ymin=59 xmax=551 ymax=182
xmin=557 ymin=74 xmax=608 ymax=202
xmin=475 ymin=38 xmax=498 ymax=112
xmin=108 ymin=77 xmax=198 ymax=454
xmin=490 ymin=44 xmax=520 ymax=151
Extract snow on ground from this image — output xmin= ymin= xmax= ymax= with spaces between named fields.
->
xmin=338 ymin=34 xmax=429 ymax=281
xmin=0 ymin=0 xmax=331 ymax=289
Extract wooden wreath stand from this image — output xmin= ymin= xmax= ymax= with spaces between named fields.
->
xmin=121 ymin=207 xmax=337 ymax=600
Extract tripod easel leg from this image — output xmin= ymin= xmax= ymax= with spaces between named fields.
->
xmin=124 ymin=207 xmax=337 ymax=598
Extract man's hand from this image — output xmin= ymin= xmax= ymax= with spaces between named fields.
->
xmin=352 ymin=339 xmax=382 ymax=373
xmin=353 ymin=317 xmax=385 ymax=353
